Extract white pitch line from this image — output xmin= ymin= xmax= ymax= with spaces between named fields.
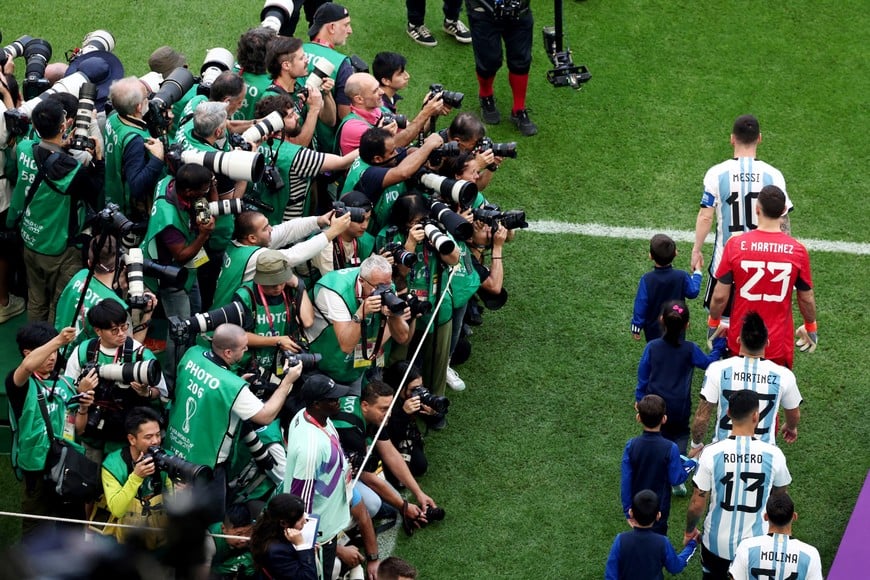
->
xmin=527 ymin=221 xmax=870 ymax=256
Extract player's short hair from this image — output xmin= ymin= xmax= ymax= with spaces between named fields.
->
xmin=372 ymin=52 xmax=407 ymax=86
xmin=758 ymin=185 xmax=786 ymax=219
xmin=766 ymin=491 xmax=795 ymax=526
xmin=732 ymin=114 xmax=760 ymax=145
xmin=740 ymin=311 xmax=768 ymax=353
xmin=631 ymin=490 xmax=660 ymax=526
xmin=377 ymin=557 xmax=418 ymax=580
xmin=727 ymin=390 xmax=759 ymax=422
xmin=649 ymin=234 xmax=676 ymax=266
xmin=637 ymin=394 xmax=666 ymax=428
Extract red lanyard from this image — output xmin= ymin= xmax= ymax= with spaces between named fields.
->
xmin=303 ymin=411 xmax=343 ymax=457
xmin=256 ymin=284 xmax=292 ymax=336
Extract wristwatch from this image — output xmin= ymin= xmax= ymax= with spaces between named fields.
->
xmin=351 ymin=313 xmax=361 ymax=323
xmin=366 ymin=552 xmax=379 ymax=562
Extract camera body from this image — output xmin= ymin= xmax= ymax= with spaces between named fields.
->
xmin=475 ymin=136 xmax=518 ymax=159
xmin=410 ymin=386 xmax=450 ymax=415
xmin=428 ymin=84 xmax=464 ymax=109
xmin=401 ymin=291 xmax=432 ymax=318
xmin=380 ymin=111 xmax=408 ymax=129
xmin=144 ymin=445 xmax=213 ymax=483
xmin=493 ymin=0 xmax=524 ymax=19
xmin=67 ymin=83 xmax=98 ymax=152
xmin=472 ymin=203 xmax=528 ymax=231
xmin=383 ymin=242 xmax=417 ymax=267
xmin=261 ymin=164 xmax=285 ymax=192
xmin=332 ymin=201 xmax=368 ymax=224
xmin=169 ymin=302 xmax=249 ymax=347
xmin=144 ymin=67 xmax=195 ymax=137
xmin=228 ymin=132 xmax=254 ymax=152
xmin=370 ymin=284 xmax=408 ymax=314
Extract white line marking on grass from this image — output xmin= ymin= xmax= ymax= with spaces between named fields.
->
xmin=528 ymin=221 xmax=870 ymax=255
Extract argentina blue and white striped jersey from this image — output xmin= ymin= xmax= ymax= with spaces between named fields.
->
xmin=701 ymin=356 xmax=802 ymax=445
xmin=701 ymin=157 xmax=791 ymax=275
xmin=694 ymin=436 xmax=791 ymax=561
xmin=729 ymin=532 xmax=823 ymax=580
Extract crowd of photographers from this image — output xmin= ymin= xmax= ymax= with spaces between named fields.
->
xmin=0 ymin=3 xmax=527 ymax=578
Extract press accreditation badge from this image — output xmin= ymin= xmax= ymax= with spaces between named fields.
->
xmin=63 ymin=410 xmax=76 ymax=442
xmin=187 ymin=248 xmax=210 ymax=269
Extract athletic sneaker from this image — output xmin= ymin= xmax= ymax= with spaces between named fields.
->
xmin=0 ymin=294 xmax=25 ymax=324
xmin=443 ymin=19 xmax=472 ymax=44
xmin=510 ymin=109 xmax=538 ymax=136
xmin=480 ymin=96 xmax=501 ymax=124
xmin=446 ymin=366 xmax=466 ymax=391
xmin=407 ymin=23 xmax=438 ymax=47
xmin=672 ymin=483 xmax=688 ymax=497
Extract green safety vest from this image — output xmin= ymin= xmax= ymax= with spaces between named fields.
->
xmin=212 ymin=243 xmax=260 ymax=309
xmin=251 ymin=138 xmax=303 ymax=225
xmin=167 ymin=345 xmax=247 ymax=468
xmin=104 ymin=112 xmax=163 ymax=217
xmin=10 ymin=141 xmax=84 ymax=255
xmin=171 ymin=85 xmax=200 ymax=136
xmin=301 ymin=43 xmax=350 ymax=153
xmin=234 ymin=281 xmax=304 ymax=372
xmin=140 ymin=176 xmax=197 ymax=292
xmin=9 ymin=375 xmax=81 ymax=472
xmin=341 ymin=157 xmax=406 ymax=235
xmin=102 ymin=447 xmax=168 ymax=505
xmin=335 ymin=111 xmax=370 ymax=155
xmin=309 ymin=268 xmax=388 ymax=383
xmin=233 ymin=70 xmax=273 ymax=121
xmin=55 ymin=269 xmax=126 ymax=349
xmin=226 ymin=420 xmax=283 ymax=505
xmin=449 ymin=241 xmax=481 ymax=307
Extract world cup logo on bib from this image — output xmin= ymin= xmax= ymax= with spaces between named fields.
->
xmin=182 ymin=397 xmax=198 ymax=434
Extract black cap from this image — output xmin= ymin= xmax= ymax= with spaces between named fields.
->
xmin=340 ymin=190 xmax=373 ymax=210
xmin=300 ymin=374 xmax=353 ymax=404
xmin=309 ymin=3 xmax=349 ymax=38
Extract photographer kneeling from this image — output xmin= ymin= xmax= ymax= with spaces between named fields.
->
xmin=97 ymin=407 xmax=174 ymax=549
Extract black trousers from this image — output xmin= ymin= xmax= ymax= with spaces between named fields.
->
xmin=407 ymin=0 xmax=462 ymax=25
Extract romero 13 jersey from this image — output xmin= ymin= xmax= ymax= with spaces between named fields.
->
xmin=695 ymin=436 xmax=791 ymax=561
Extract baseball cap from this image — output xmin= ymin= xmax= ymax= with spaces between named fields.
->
xmin=149 ymin=46 xmax=188 ymax=77
xmin=309 ymin=3 xmax=350 ymax=39
xmin=253 ymin=250 xmax=292 ymax=286
xmin=300 ymin=374 xmax=353 ymax=404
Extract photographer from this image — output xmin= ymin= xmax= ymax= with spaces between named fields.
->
xmin=55 ymin=236 xmax=156 ymax=349
xmin=98 ymin=407 xmax=173 ymax=548
xmin=334 ymin=380 xmax=437 ymax=529
xmin=341 ymin=126 xmax=444 ymax=235
xmin=6 ymin=323 xmax=96 ymax=538
xmin=234 ymin=27 xmax=277 ymax=121
xmin=336 ymin=72 xmax=447 ymax=156
xmin=232 ymin=250 xmax=314 ymax=384
xmin=166 ymin=323 xmax=302 ymax=521
xmin=0 ymin=70 xmax=26 ymax=325
xmin=140 ymin=163 xmax=216 ymax=379
xmin=211 ymin=208 xmax=350 ymax=309
xmin=467 ymin=215 xmax=508 ymax=326
xmin=382 ymin=361 xmax=432 ymax=482
xmin=104 ymin=76 xmax=167 ymax=222
xmin=7 ymin=97 xmax=104 ymax=323
xmin=263 ymin=36 xmax=335 ymax=150
xmin=306 ymin=2 xmax=355 ymax=129
xmin=310 ymin=191 xmax=376 ymax=277
xmin=64 ymin=299 xmax=167 ymax=461
xmin=306 ymin=254 xmax=413 ymax=391
xmin=248 ymin=94 xmax=357 ymax=223
xmin=378 ymin=193 xmax=460 ymax=404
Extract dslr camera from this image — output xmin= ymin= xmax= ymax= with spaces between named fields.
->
xmin=143 ymin=446 xmax=213 ymax=483
xmin=401 ymin=291 xmax=432 ymax=318
xmin=169 ymin=302 xmax=250 ymax=348
xmin=382 ymin=242 xmax=417 ymax=268
xmin=370 ymin=284 xmax=408 ymax=315
xmin=332 ymin=201 xmax=368 ymax=224
xmin=67 ymin=83 xmax=98 ymax=152
xmin=428 ymin=84 xmax=464 ymax=109
xmin=493 ymin=0 xmax=524 ymax=20
xmin=411 ymin=385 xmax=450 ymax=416
xmin=472 ymin=203 xmax=529 ymax=231
xmin=475 ymin=136 xmax=517 ymax=159
xmin=380 ymin=110 xmax=407 ymax=129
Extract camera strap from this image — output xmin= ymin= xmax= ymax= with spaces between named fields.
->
xmin=11 ymin=147 xmax=63 ymax=231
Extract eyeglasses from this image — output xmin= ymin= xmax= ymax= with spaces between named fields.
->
xmin=101 ymin=323 xmax=129 ymax=336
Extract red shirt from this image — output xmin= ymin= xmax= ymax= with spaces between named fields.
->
xmin=715 ymin=230 xmax=813 ymax=368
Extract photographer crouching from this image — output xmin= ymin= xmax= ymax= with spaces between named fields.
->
xmin=64 ymin=299 xmax=167 ymax=463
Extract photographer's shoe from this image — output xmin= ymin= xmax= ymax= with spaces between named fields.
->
xmin=443 ymin=19 xmax=472 ymax=44
xmin=480 ymin=96 xmax=501 ymax=124
xmin=0 ymin=294 xmax=25 ymax=324
xmin=510 ymin=109 xmax=538 ymax=136
xmin=407 ymin=23 xmax=438 ymax=47
xmin=446 ymin=367 xmax=466 ymax=391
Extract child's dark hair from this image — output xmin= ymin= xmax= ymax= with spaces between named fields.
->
xmin=637 ymin=394 xmax=666 ymax=428
xmin=660 ymin=300 xmax=689 ymax=346
xmin=631 ymin=489 xmax=660 ymax=526
xmin=739 ymin=311 xmax=768 ymax=353
xmin=649 ymin=234 xmax=676 ymax=266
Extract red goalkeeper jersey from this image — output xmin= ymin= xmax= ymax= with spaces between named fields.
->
xmin=715 ymin=230 xmax=813 ymax=368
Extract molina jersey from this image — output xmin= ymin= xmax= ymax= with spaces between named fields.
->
xmin=729 ymin=533 xmax=823 ymax=580
xmin=694 ymin=436 xmax=791 ymax=561
xmin=702 ymin=158 xmax=791 ymax=275
xmin=714 ymin=230 xmax=813 ymax=368
xmin=701 ymin=356 xmax=802 ymax=445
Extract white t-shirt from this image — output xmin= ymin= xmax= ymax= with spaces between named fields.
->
xmin=701 ymin=356 xmax=802 ymax=445
xmin=694 ymin=436 xmax=792 ymax=561
xmin=730 ymin=532 xmax=823 ymax=580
